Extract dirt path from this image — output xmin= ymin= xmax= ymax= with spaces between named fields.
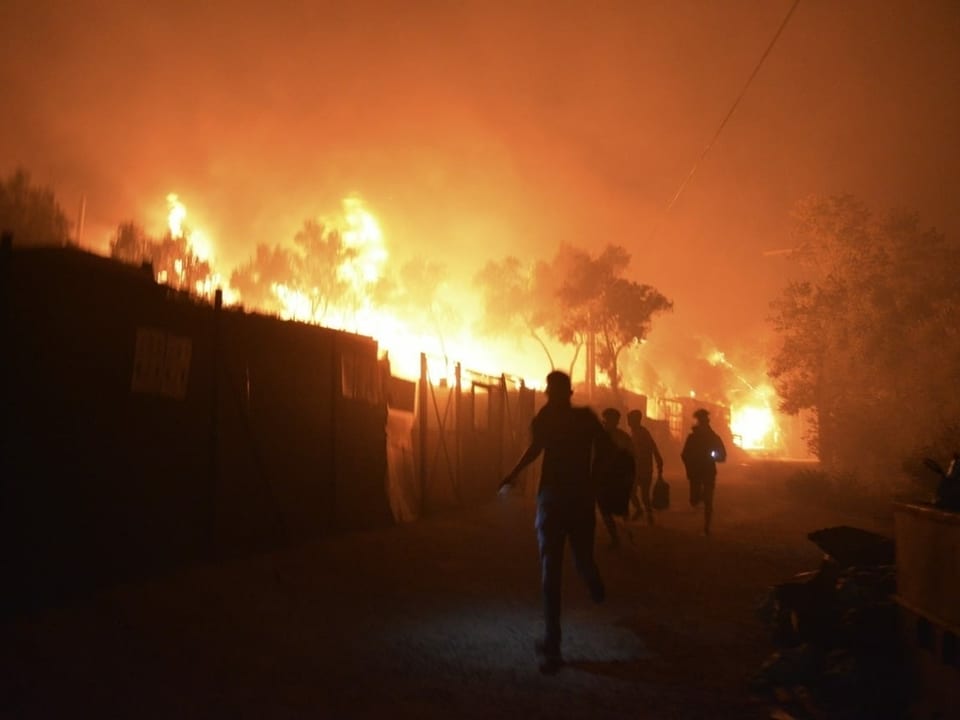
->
xmin=0 ymin=463 xmax=893 ymax=719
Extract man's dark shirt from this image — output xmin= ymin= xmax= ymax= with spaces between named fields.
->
xmin=531 ymin=403 xmax=606 ymax=504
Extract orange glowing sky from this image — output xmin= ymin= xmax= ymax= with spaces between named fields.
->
xmin=2 ymin=0 xmax=958 ymax=371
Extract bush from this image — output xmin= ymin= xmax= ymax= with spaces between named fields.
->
xmin=902 ymin=423 xmax=960 ymax=480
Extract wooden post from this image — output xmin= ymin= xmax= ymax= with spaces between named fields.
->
xmin=455 ymin=362 xmax=462 ymax=504
xmin=419 ymin=352 xmax=429 ymax=517
xmin=208 ymin=288 xmax=223 ymax=551
xmin=586 ymin=329 xmax=596 ymax=404
xmin=498 ymin=374 xmax=509 ymax=480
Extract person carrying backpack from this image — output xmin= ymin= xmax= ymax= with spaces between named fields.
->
xmin=680 ymin=408 xmax=726 ymax=536
xmin=597 ymin=408 xmax=636 ymax=548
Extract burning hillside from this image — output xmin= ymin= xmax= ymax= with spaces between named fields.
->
xmin=109 ymin=191 xmax=797 ymax=456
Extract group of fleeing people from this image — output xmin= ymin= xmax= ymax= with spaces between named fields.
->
xmin=499 ymin=370 xmax=727 ymax=673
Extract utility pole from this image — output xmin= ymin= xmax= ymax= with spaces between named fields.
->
xmin=75 ymin=195 xmax=86 ymax=247
xmin=586 ymin=332 xmax=596 ymax=403
xmin=585 ymin=308 xmax=596 ymax=403
xmin=418 ymin=352 xmax=429 ymax=517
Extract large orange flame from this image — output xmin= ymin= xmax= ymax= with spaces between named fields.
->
xmin=166 ymin=193 xmax=186 ymax=239
xmin=150 ymin=193 xmax=786 ymax=444
xmin=708 ymin=348 xmax=780 ymax=450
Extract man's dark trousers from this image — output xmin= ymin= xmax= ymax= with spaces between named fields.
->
xmin=535 ymin=497 xmax=605 ymax=652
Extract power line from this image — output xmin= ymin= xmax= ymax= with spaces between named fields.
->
xmin=650 ymin=0 xmax=802 ymax=239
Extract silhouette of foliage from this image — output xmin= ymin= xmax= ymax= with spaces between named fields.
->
xmin=110 ymin=221 xmax=150 ymax=265
xmin=474 ymin=256 xmax=557 ymax=369
xmin=0 ymin=168 xmax=70 ymax=247
xmin=290 ymin=219 xmax=355 ymax=321
xmin=371 ymin=257 xmax=457 ymax=360
xmin=230 ymin=219 xmax=371 ymax=322
xmin=230 ymin=243 xmax=295 ymax=313
xmin=553 ymin=244 xmax=672 ymax=394
xmin=769 ymin=194 xmax=960 ymax=473
xmin=476 ymin=244 xmax=672 ymax=389
xmin=109 ymin=219 xmax=212 ymax=294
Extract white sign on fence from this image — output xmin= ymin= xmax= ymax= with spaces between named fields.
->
xmin=131 ymin=327 xmax=192 ymax=400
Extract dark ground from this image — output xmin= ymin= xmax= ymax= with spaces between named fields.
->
xmin=0 ymin=462 xmax=894 ymax=719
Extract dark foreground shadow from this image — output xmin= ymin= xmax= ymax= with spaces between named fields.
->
xmin=564 ymin=658 xmax=649 ymax=679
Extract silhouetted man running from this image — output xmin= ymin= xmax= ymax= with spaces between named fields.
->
xmin=626 ymin=410 xmax=663 ymax=525
xmin=681 ymin=408 xmax=726 ymax=536
xmin=500 ymin=371 xmax=608 ymax=673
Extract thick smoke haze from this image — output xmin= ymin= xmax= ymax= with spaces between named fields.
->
xmin=3 ymin=0 xmax=958 ymax=379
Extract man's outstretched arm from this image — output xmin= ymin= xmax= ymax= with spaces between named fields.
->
xmin=500 ymin=441 xmax=543 ymax=491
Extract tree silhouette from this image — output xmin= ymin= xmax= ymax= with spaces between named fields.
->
xmin=0 ymin=168 xmax=70 ymax=247
xmin=372 ymin=257 xmax=455 ymax=360
xmin=109 ymin=219 xmax=214 ymax=295
xmin=291 ymin=219 xmax=356 ymax=322
xmin=229 ymin=220 xmax=360 ymax=322
xmin=769 ymin=194 xmax=960 ymax=473
xmin=554 ymin=244 xmax=672 ymax=394
xmin=230 ymin=243 xmax=295 ymax=314
xmin=474 ymin=256 xmax=557 ymax=369
xmin=593 ymin=276 xmax=674 ymax=393
xmin=110 ymin=221 xmax=150 ymax=265
xmin=476 ymin=244 xmax=672 ymax=392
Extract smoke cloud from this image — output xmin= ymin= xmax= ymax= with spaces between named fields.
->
xmin=3 ymin=0 xmax=958 ymax=412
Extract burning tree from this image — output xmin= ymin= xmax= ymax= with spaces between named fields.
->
xmin=474 ymin=256 xmax=558 ymax=370
xmin=0 ymin=168 xmax=71 ymax=247
xmin=229 ymin=243 xmax=295 ymax=314
xmin=290 ymin=219 xmax=356 ymax=322
xmin=476 ymin=243 xmax=672 ymax=394
xmin=229 ymin=222 xmax=350 ymax=324
xmin=230 ymin=199 xmax=389 ymax=327
xmin=394 ymin=257 xmax=453 ymax=348
xmin=554 ymin=244 xmax=672 ymax=395
xmin=110 ymin=221 xmax=151 ymax=265
xmin=109 ymin=195 xmax=220 ymax=297
xmin=768 ymin=194 xmax=960 ymax=475
xmin=109 ymin=218 xmax=213 ymax=294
